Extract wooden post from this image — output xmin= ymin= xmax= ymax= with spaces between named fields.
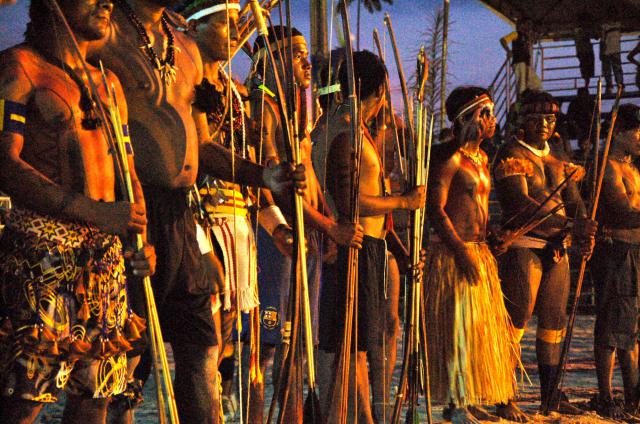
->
xmin=310 ymin=0 xmax=328 ymax=121
xmin=439 ymin=0 xmax=450 ymax=131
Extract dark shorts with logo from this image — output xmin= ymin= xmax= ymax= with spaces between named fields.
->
xmin=591 ymin=239 xmax=640 ymax=351
xmin=257 ymin=227 xmax=321 ymax=346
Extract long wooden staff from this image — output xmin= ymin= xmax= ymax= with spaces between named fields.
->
xmin=372 ymin=29 xmax=407 ymax=184
xmin=591 ymin=79 xmax=603 ymax=202
xmin=102 ymin=79 xmax=178 ymax=424
xmin=327 ymin=2 xmax=363 ymax=423
xmin=384 ymin=13 xmax=415 ymax=150
xmin=390 ymin=45 xmax=432 ymax=424
xmin=248 ymin=2 xmax=310 ymax=423
xmin=542 ymin=85 xmax=624 ymax=415
xmin=500 ymin=167 xmax=580 ymax=241
xmin=221 ymin=0 xmax=279 ymax=65
xmin=45 ymin=1 xmax=177 ymax=422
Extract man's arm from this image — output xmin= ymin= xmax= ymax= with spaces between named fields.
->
xmin=328 ymin=133 xmax=422 ymax=218
xmin=500 ymin=31 xmax=517 ymax=55
xmin=561 ymin=178 xmax=588 ymax=219
xmin=0 ymin=54 xmax=144 ymax=236
xmin=427 ymin=154 xmax=466 ymax=253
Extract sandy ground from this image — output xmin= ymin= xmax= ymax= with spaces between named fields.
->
xmin=35 ymin=315 xmax=626 ymax=423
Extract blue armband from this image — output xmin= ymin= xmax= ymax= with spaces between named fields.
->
xmin=0 ymin=99 xmax=27 ymax=135
xmin=122 ymin=124 xmax=133 ymax=155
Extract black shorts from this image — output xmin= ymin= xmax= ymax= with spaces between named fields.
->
xmin=135 ymin=185 xmax=217 ymax=347
xmin=499 ymin=246 xmax=570 ymax=331
xmin=591 ymin=240 xmax=640 ymax=351
xmin=324 ymin=235 xmax=387 ymax=352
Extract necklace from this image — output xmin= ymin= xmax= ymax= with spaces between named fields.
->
xmin=517 ymin=139 xmax=550 ymax=158
xmin=459 ymin=147 xmax=485 ymax=167
xmin=117 ymin=0 xmax=178 ymax=86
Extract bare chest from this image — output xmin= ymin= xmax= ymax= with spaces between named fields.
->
xmin=620 ymin=163 xmax=640 ymax=207
xmin=453 ymin=158 xmax=490 ymax=200
xmin=359 ymin=137 xmax=383 ymax=195
xmin=524 ymin=155 xmax=565 ymax=200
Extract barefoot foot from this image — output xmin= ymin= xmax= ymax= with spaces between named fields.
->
xmin=468 ymin=405 xmax=501 ymax=422
xmin=451 ymin=407 xmax=481 ymax=424
xmin=496 ymin=401 xmax=529 ymax=422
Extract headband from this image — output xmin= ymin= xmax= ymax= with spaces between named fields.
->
xmin=186 ymin=3 xmax=241 ymax=22
xmin=520 ymin=101 xmax=559 ymax=115
xmin=453 ymin=94 xmax=492 ymax=122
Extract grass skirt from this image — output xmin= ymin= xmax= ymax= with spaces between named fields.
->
xmin=424 ymin=242 xmax=518 ymax=406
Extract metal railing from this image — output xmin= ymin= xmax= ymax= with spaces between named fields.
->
xmin=488 ymin=56 xmax=517 ymax=135
xmin=537 ymin=36 xmax=639 ymax=97
xmin=489 ymin=34 xmax=640 ymax=136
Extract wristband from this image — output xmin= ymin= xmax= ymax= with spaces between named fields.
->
xmin=259 ymin=205 xmax=288 ymax=235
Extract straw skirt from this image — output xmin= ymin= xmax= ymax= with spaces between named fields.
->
xmin=424 ymin=242 xmax=518 ymax=406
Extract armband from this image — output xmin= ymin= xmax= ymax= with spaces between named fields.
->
xmin=259 ymin=205 xmax=288 ymax=235
xmin=122 ymin=124 xmax=133 ymax=155
xmin=316 ymin=83 xmax=341 ymax=96
xmin=494 ymin=157 xmax=534 ymax=181
xmin=0 ymin=99 xmax=26 ymax=135
xmin=564 ymin=162 xmax=585 ymax=182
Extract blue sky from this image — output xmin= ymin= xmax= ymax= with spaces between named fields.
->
xmin=0 ymin=0 xmax=513 ymax=101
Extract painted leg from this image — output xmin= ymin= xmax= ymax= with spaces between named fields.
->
xmin=107 ymin=355 xmax=141 ymax=424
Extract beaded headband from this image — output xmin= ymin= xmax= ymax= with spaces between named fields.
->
xmin=453 ymin=94 xmax=492 ymax=122
xmin=520 ymin=101 xmax=560 ymax=115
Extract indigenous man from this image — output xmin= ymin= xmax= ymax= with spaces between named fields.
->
xmin=590 ymin=104 xmax=640 ymax=419
xmin=91 ymin=1 xmax=305 ymax=422
xmin=494 ymin=90 xmax=597 ymax=414
xmin=324 ymin=50 xmax=425 ymax=424
xmin=181 ymin=2 xmax=303 ymax=420
xmin=246 ymin=25 xmax=363 ymax=423
xmin=425 ymin=86 xmax=519 ymax=424
xmin=0 ymin=0 xmax=155 ymax=423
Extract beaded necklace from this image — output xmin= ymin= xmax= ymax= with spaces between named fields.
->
xmin=459 ymin=147 xmax=485 ymax=167
xmin=117 ymin=0 xmax=178 ymax=86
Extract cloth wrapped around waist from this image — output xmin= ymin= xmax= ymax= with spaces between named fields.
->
xmin=200 ymin=187 xmax=249 ymax=217
xmin=6 ymin=206 xmax=102 ymax=249
xmin=510 ymin=234 xmax=571 ymax=249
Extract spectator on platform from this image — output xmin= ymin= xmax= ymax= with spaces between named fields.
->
xmin=575 ymin=20 xmax=595 ymax=88
xmin=501 ymin=18 xmax=542 ymax=96
xmin=600 ymin=10 xmax=624 ymax=95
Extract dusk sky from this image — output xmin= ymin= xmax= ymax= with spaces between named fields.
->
xmin=0 ymin=0 xmax=513 ymax=107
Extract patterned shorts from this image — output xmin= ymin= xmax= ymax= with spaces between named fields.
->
xmin=0 ymin=208 xmax=129 ymax=401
